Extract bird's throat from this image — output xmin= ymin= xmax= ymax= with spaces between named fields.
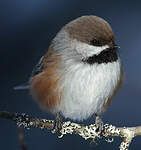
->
xmin=82 ymin=48 xmax=118 ymax=65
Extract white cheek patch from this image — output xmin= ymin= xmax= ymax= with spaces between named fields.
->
xmin=53 ymin=30 xmax=109 ymax=61
xmin=72 ymin=39 xmax=109 ymax=58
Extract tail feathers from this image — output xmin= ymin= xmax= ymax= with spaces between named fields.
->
xmin=14 ymin=82 xmax=30 ymax=90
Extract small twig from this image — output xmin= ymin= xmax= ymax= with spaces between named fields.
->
xmin=0 ymin=111 xmax=54 ymax=130
xmin=18 ymin=127 xmax=27 ymax=150
xmin=0 ymin=111 xmax=141 ymax=150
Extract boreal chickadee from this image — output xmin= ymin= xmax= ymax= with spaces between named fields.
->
xmin=15 ymin=16 xmax=123 ymax=132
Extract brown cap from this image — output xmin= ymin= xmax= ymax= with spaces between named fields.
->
xmin=63 ymin=16 xmax=114 ymax=46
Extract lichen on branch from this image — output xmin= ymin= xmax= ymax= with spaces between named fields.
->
xmin=0 ymin=111 xmax=140 ymax=150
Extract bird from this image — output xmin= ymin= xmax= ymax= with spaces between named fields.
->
xmin=15 ymin=16 xmax=123 ymax=133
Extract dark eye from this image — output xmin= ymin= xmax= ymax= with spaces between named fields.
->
xmin=90 ymin=39 xmax=101 ymax=46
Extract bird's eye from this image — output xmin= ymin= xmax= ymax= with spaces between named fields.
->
xmin=90 ymin=39 xmax=101 ymax=46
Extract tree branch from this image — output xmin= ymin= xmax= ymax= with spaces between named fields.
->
xmin=0 ymin=111 xmax=140 ymax=150
xmin=17 ymin=127 xmax=27 ymax=150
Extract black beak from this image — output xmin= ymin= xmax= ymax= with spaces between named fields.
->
xmin=113 ymin=44 xmax=120 ymax=49
xmin=110 ymin=43 xmax=120 ymax=50
xmin=104 ymin=42 xmax=120 ymax=52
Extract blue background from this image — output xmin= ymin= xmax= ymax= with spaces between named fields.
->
xmin=0 ymin=0 xmax=141 ymax=149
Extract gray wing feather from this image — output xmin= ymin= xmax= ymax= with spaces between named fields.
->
xmin=14 ymin=56 xmax=44 ymax=90
xmin=13 ymin=82 xmax=30 ymax=90
xmin=31 ymin=56 xmax=44 ymax=77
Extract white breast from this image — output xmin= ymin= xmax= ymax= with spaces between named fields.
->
xmin=53 ymin=30 xmax=121 ymax=121
xmin=57 ymin=59 xmax=121 ymax=121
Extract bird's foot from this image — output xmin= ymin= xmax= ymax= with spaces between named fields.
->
xmin=95 ymin=115 xmax=104 ymax=136
xmin=52 ymin=113 xmax=63 ymax=134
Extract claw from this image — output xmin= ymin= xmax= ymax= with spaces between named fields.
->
xmin=95 ymin=114 xmax=104 ymax=136
xmin=52 ymin=113 xmax=63 ymax=134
